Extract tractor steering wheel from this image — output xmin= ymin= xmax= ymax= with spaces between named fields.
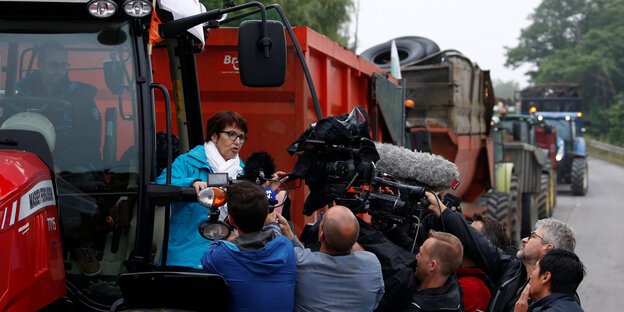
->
xmin=0 ymin=96 xmax=71 ymax=115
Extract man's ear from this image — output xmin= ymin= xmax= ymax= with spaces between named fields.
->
xmin=429 ymin=259 xmax=439 ymax=273
xmin=540 ymin=271 xmax=551 ymax=285
xmin=210 ymin=132 xmax=218 ymax=143
xmin=318 ymin=231 xmax=325 ymax=243
xmin=540 ymin=243 xmax=554 ymax=258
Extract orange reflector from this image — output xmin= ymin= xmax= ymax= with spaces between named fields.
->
xmin=577 ymin=112 xmax=582 ymax=117
xmin=529 ymin=107 xmax=537 ymax=113
xmin=405 ymin=100 xmax=415 ymax=108
xmin=212 ymin=188 xmax=227 ymax=208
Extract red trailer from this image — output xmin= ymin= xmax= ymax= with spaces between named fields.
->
xmin=152 ymin=27 xmax=404 ymax=233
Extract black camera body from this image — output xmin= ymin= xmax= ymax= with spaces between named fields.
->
xmin=287 ymin=106 xmax=429 ymax=226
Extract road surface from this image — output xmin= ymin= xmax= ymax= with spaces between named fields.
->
xmin=553 ymin=156 xmax=624 ymax=311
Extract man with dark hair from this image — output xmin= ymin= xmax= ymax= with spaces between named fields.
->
xmin=201 ymin=181 xmax=296 ymax=312
xmin=457 ymin=213 xmax=510 ymax=311
xmin=472 ymin=212 xmax=511 ymax=250
xmin=404 ymin=230 xmax=464 ymax=312
xmin=14 ymin=40 xmax=102 ymax=169
xmin=277 ymin=206 xmax=384 ymax=312
xmin=514 ymin=248 xmax=585 ymax=311
xmin=423 ymin=192 xmax=577 ymax=312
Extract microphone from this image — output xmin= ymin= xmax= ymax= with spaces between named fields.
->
xmin=240 ymin=151 xmax=276 ymax=185
xmin=373 ymin=142 xmax=459 ymax=191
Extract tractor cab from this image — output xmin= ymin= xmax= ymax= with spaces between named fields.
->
xmin=0 ymin=0 xmax=288 ymax=310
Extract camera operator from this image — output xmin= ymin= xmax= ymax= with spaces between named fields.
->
xmin=277 ymin=206 xmax=385 ymax=312
xmin=201 ymin=181 xmax=296 ymax=312
xmin=422 ymin=192 xmax=577 ymax=312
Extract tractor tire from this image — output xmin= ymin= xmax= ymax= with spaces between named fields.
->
xmin=570 ymin=158 xmax=588 ymax=196
xmin=537 ymin=174 xmax=549 ymax=219
xmin=474 ymin=190 xmax=510 ymax=228
xmin=508 ymin=173 xmax=521 ymax=247
xmin=360 ymin=36 xmax=440 ymax=69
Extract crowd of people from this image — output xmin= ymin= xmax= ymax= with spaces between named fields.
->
xmin=158 ymin=110 xmax=587 ymax=312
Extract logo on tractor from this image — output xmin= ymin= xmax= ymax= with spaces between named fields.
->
xmin=47 ymin=217 xmax=57 ymax=231
xmin=219 ymin=52 xmax=239 ymax=73
xmin=19 ymin=180 xmax=55 ymax=222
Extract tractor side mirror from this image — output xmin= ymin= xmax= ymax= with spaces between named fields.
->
xmin=238 ymin=20 xmax=286 ymax=87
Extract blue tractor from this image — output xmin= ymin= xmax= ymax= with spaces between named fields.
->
xmin=519 ymin=84 xmax=589 ymax=196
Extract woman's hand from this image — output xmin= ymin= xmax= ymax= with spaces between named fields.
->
xmin=192 ymin=181 xmax=208 ymax=194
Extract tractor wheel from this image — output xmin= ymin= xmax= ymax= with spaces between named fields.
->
xmin=508 ymin=173 xmax=521 ymax=247
xmin=570 ymin=158 xmax=588 ymax=196
xmin=537 ymin=174 xmax=549 ymax=219
xmin=475 ymin=191 xmax=509 ymax=224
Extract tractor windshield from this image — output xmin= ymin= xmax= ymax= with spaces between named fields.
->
xmin=0 ymin=21 xmax=139 ymax=305
xmin=545 ymin=119 xmax=573 ymax=143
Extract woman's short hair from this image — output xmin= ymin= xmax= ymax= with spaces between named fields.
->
xmin=205 ymin=111 xmax=248 ymax=142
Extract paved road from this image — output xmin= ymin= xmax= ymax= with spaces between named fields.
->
xmin=553 ymin=156 xmax=624 ymax=311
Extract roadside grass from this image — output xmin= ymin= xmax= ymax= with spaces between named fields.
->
xmin=587 ymin=144 xmax=624 ymax=168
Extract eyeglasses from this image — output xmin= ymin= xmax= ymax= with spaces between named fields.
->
xmin=529 ymin=231 xmax=545 ymax=242
xmin=219 ymin=130 xmax=247 ymax=143
xmin=41 ymin=61 xmax=70 ymax=71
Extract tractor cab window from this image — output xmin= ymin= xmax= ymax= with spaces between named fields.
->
xmin=0 ymin=21 xmax=139 ymax=306
xmin=545 ymin=119 xmax=574 ymax=145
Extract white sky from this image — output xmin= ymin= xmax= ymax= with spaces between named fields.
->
xmin=351 ymin=0 xmax=542 ymax=88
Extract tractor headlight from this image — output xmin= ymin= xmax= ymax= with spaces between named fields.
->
xmin=555 ymin=144 xmax=564 ymax=162
xmin=88 ymin=0 xmax=117 ymax=18
xmin=124 ymin=0 xmax=153 ymax=18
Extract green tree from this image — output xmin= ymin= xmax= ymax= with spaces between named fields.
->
xmin=199 ymin=0 xmax=354 ymax=48
xmin=493 ymin=79 xmax=521 ymax=101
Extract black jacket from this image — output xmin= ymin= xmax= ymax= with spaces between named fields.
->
xmin=433 ymin=209 xmax=526 ymax=312
xmin=529 ymin=293 xmax=584 ymax=312
xmin=14 ymin=71 xmax=102 ymax=170
xmin=403 ymin=275 xmax=464 ymax=312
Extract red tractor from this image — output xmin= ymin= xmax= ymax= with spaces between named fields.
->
xmin=0 ymin=0 xmax=300 ymax=310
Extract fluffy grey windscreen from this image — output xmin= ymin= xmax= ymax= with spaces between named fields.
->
xmin=374 ymin=142 xmax=459 ymax=191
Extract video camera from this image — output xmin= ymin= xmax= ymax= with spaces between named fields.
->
xmin=287 ymin=106 xmax=431 ymax=226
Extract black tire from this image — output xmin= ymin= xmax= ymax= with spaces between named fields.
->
xmin=537 ymin=174 xmax=549 ymax=219
xmin=474 ymin=190 xmax=510 ymax=226
xmin=570 ymin=158 xmax=588 ymax=196
xmin=508 ymin=173 xmax=521 ymax=247
xmin=360 ymin=36 xmax=440 ymax=69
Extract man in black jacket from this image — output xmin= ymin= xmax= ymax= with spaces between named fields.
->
xmin=403 ymin=230 xmax=464 ymax=312
xmin=422 ymin=192 xmax=576 ymax=312
xmin=14 ymin=40 xmax=102 ymax=171
xmin=514 ymin=248 xmax=585 ymax=311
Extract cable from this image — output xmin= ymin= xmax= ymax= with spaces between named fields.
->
xmin=266 ymin=178 xmax=289 ymax=208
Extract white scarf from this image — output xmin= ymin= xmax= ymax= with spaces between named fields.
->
xmin=204 ymin=141 xmax=243 ymax=180
xmin=204 ymin=141 xmax=243 ymax=221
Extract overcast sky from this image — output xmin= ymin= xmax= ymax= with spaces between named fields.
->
xmin=351 ymin=0 xmax=542 ymax=87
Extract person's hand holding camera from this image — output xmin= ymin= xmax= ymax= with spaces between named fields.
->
xmin=424 ymin=191 xmax=447 ymax=217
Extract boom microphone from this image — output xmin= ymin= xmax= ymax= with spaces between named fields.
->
xmin=240 ymin=151 xmax=276 ymax=185
xmin=374 ymin=142 xmax=459 ymax=191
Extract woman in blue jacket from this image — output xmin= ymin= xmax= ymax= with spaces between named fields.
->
xmin=156 ymin=111 xmax=247 ymax=270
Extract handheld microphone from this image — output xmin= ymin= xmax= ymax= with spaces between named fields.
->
xmin=240 ymin=151 xmax=276 ymax=185
xmin=373 ymin=142 xmax=459 ymax=191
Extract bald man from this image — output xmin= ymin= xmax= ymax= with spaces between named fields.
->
xmin=277 ymin=206 xmax=384 ymax=312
